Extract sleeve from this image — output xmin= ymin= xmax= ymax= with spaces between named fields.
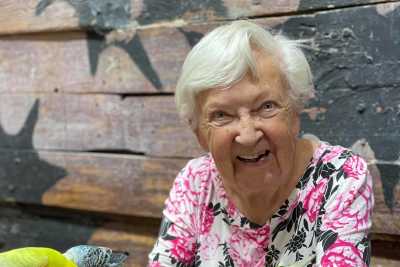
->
xmin=315 ymin=153 xmax=374 ymax=266
xmin=148 ymin=161 xmax=200 ymax=267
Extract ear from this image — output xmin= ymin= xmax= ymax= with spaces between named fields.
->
xmin=195 ymin=128 xmax=209 ymax=152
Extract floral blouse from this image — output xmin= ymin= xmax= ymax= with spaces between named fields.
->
xmin=148 ymin=142 xmax=374 ymax=266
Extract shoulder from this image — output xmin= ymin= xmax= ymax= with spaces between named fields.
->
xmin=170 ymin=153 xmax=217 ymax=199
xmin=316 ymin=142 xmax=367 ymax=173
xmin=319 ymin=143 xmax=368 ymax=178
xmin=312 ymin=142 xmax=371 ymax=204
xmin=177 ymin=153 xmax=216 ymax=183
xmin=301 ymin=142 xmax=370 ymax=195
xmin=164 ymin=153 xmax=218 ymax=220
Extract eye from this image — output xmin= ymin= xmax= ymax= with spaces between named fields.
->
xmin=260 ymin=101 xmax=276 ymax=111
xmin=258 ymin=101 xmax=280 ymax=118
xmin=209 ymin=110 xmax=232 ymax=125
xmin=211 ymin=111 xmax=227 ymax=120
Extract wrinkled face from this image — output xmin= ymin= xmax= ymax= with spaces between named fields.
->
xmin=195 ymin=52 xmax=300 ymax=196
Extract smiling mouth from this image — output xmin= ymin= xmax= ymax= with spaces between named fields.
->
xmin=237 ymin=150 xmax=270 ymax=163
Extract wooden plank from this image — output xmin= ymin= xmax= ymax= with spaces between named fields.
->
xmin=0 ymin=148 xmax=399 ymax=235
xmin=1 ymin=90 xmax=400 ymax=159
xmin=0 ymin=149 xmax=186 ymax=218
xmin=0 ymin=19 xmax=287 ymax=94
xmin=0 ymin=30 xmax=191 ymax=94
xmin=0 ymin=94 xmax=203 ymax=157
xmin=372 ymin=238 xmax=400 ymax=258
xmin=371 ymin=258 xmax=400 ymax=267
xmin=0 ymin=204 xmax=159 ymax=267
xmin=0 ymin=0 xmax=394 ymax=35
xmin=0 ymin=205 xmax=399 ymax=267
xmin=0 ymin=94 xmax=126 ymax=151
xmin=125 ymin=96 xmax=203 ymax=157
xmin=1 ymin=3 xmax=400 ymax=95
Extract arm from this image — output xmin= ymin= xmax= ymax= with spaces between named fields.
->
xmin=148 ymin=163 xmax=199 ymax=267
xmin=316 ymin=153 xmax=374 ymax=266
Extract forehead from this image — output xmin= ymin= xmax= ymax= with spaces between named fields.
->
xmin=196 ymin=52 xmax=288 ymax=109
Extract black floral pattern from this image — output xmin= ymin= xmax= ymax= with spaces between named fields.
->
xmin=272 ymin=202 xmax=305 ymax=241
xmin=285 ymin=229 xmax=307 ymax=253
xmin=148 ymin=143 xmax=373 ymax=266
xmin=265 ymin=245 xmax=280 ymax=265
xmin=219 ymin=243 xmax=234 ymax=267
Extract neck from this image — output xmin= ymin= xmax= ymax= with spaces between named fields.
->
xmin=227 ymin=138 xmax=315 ymax=225
xmin=232 ymin=189 xmax=281 ymax=225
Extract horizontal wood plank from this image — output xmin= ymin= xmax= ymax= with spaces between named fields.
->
xmin=0 ymin=3 xmax=400 ymax=98
xmin=0 ymin=30 xmax=190 ymax=94
xmin=371 ymin=257 xmax=400 ymax=267
xmin=0 ymin=150 xmax=186 ymax=218
xmin=0 ymin=204 xmax=399 ymax=267
xmin=1 ymin=91 xmax=399 ymax=159
xmin=0 ymin=94 xmax=203 ymax=157
xmin=1 ymin=3 xmax=400 ymax=95
xmin=0 ymin=204 xmax=159 ymax=267
xmin=0 ymin=149 xmax=399 ymax=235
xmin=0 ymin=0 xmax=394 ymax=35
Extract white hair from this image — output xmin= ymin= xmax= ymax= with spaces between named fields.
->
xmin=175 ymin=20 xmax=315 ymax=129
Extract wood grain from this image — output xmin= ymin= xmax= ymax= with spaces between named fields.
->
xmin=0 ymin=94 xmax=203 ymax=157
xmin=0 ymin=149 xmax=186 ymax=218
xmin=0 ymin=0 xmax=393 ymax=35
xmin=0 ymin=30 xmax=188 ymax=94
xmin=0 ymin=148 xmax=398 ymax=234
xmin=2 ymin=3 xmax=400 ymax=95
xmin=0 ymin=204 xmax=399 ymax=267
xmin=0 ymin=204 xmax=159 ymax=267
xmin=0 ymin=19 xmax=284 ymax=94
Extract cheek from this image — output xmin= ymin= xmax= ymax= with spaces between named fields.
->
xmin=209 ymin=128 xmax=234 ymax=152
xmin=207 ymin=129 xmax=237 ymax=168
xmin=286 ymin=112 xmax=300 ymax=136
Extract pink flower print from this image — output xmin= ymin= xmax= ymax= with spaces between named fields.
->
xmin=323 ymin=181 xmax=373 ymax=233
xmin=322 ymin=146 xmax=344 ymax=163
xmin=343 ymin=155 xmax=367 ymax=179
xmin=228 ymin=226 xmax=268 ymax=265
xmin=304 ymin=179 xmax=328 ymax=223
xmin=321 ymin=239 xmax=366 ymax=267
xmin=148 ymin=262 xmax=161 ymax=267
xmin=229 ymin=244 xmax=265 ymax=267
xmin=169 ymin=236 xmax=196 ymax=264
xmin=200 ymin=203 xmax=215 ymax=234
xmin=199 ymin=233 xmax=221 ymax=260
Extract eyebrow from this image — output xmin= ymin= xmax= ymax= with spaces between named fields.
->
xmin=204 ymin=102 xmax=233 ymax=113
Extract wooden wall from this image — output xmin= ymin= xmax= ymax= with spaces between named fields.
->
xmin=0 ymin=0 xmax=399 ymax=266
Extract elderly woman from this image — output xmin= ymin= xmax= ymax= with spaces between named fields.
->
xmin=148 ymin=21 xmax=373 ymax=266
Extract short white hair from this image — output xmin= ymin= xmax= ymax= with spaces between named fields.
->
xmin=175 ymin=20 xmax=314 ymax=129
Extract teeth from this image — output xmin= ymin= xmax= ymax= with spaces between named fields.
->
xmin=237 ymin=150 xmax=269 ymax=161
xmin=239 ymin=154 xmax=263 ymax=160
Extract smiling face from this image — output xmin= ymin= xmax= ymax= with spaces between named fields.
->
xmin=195 ymin=52 xmax=301 ymax=197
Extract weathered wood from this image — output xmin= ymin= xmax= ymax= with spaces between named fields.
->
xmin=0 ymin=0 xmax=394 ymax=35
xmin=0 ymin=19 xmax=286 ymax=94
xmin=0 ymin=148 xmax=399 ymax=235
xmin=0 ymin=94 xmax=202 ymax=157
xmin=1 ymin=3 xmax=400 ymax=95
xmin=0 ymin=30 xmax=190 ymax=94
xmin=0 ymin=204 xmax=159 ymax=267
xmin=371 ymin=238 xmax=400 ymax=264
xmin=0 ymin=149 xmax=186 ymax=218
xmin=0 ymin=204 xmax=399 ymax=267
xmin=371 ymin=257 xmax=400 ymax=267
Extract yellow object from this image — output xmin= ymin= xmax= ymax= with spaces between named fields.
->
xmin=0 ymin=247 xmax=77 ymax=267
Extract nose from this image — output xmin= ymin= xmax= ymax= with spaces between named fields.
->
xmin=234 ymin=117 xmax=263 ymax=146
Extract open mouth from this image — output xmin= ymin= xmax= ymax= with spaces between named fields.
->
xmin=237 ymin=150 xmax=270 ymax=163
